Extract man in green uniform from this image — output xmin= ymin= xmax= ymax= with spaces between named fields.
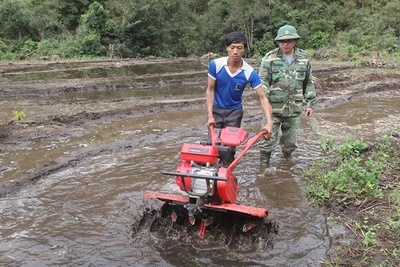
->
xmin=258 ymin=25 xmax=317 ymax=161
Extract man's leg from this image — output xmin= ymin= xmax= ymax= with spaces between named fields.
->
xmin=222 ymin=108 xmax=243 ymax=128
xmin=223 ymin=108 xmax=243 ymax=164
xmin=209 ymin=107 xmax=243 ymax=166
xmin=279 ymin=115 xmax=301 ymax=158
xmin=207 ymin=106 xmax=224 ymax=144
xmin=259 ymin=114 xmax=281 ymax=162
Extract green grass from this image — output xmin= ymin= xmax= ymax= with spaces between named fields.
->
xmin=303 ymin=131 xmax=400 ymax=266
xmin=12 ymin=110 xmax=26 ymax=121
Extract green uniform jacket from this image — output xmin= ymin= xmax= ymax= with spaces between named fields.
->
xmin=259 ymin=47 xmax=317 ymax=117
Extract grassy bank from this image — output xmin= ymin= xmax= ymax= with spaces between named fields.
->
xmin=303 ymin=130 xmax=400 ymax=266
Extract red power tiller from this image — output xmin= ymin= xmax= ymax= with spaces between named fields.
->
xmin=144 ymin=125 xmax=270 ymax=237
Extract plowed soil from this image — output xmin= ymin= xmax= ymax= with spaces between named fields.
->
xmin=0 ymin=58 xmax=399 ymax=197
xmin=1 ymin=58 xmax=399 ymax=265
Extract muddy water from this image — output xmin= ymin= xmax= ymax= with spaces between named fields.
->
xmin=1 ymin=94 xmax=399 ymax=266
xmin=1 ymin=64 xmax=400 ymax=266
xmin=1 ymin=59 xmax=205 ymax=82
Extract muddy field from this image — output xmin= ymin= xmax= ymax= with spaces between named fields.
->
xmin=0 ymin=58 xmax=399 ymax=266
xmin=1 ymin=58 xmax=398 ymax=197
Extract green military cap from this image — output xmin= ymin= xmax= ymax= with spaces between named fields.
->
xmin=274 ymin=25 xmax=301 ymax=41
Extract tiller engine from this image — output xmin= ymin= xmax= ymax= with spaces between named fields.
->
xmin=144 ymin=125 xmax=269 ymax=237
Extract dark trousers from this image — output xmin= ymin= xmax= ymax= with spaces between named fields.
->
xmin=259 ymin=113 xmax=301 ymax=155
xmin=208 ymin=106 xmax=243 ymax=165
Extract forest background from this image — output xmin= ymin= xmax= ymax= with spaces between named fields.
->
xmin=0 ymin=0 xmax=399 ymax=61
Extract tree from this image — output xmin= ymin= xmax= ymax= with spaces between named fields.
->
xmin=56 ymin=0 xmax=108 ymax=32
xmin=81 ymin=1 xmax=108 ymax=34
xmin=0 ymin=0 xmax=398 ymax=59
xmin=29 ymin=0 xmax=62 ymax=40
xmin=117 ymin=1 xmax=161 ymax=57
xmin=0 ymin=0 xmax=35 ymax=41
xmin=223 ymin=0 xmax=272 ymax=57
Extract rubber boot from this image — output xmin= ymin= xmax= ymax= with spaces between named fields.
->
xmin=282 ymin=151 xmax=292 ymax=159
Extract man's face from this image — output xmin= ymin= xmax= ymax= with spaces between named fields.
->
xmin=278 ymin=39 xmax=297 ymax=55
xmin=226 ymin=42 xmax=245 ymax=62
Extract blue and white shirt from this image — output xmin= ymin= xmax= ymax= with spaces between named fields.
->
xmin=208 ymin=57 xmax=262 ymax=109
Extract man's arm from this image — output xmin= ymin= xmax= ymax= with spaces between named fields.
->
xmin=304 ymin=64 xmax=317 ymax=117
xmin=255 ymin=86 xmax=272 ymax=139
xmin=258 ymin=57 xmax=272 ymax=97
xmin=257 ymin=56 xmax=273 ymax=138
xmin=206 ymin=76 xmax=216 ymax=126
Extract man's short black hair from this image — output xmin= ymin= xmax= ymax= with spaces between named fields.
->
xmin=226 ymin=32 xmax=248 ymax=49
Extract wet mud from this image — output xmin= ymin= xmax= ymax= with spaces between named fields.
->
xmin=0 ymin=58 xmax=399 ymax=265
xmin=1 ymin=59 xmax=398 ymax=198
xmin=131 ymin=202 xmax=278 ymax=251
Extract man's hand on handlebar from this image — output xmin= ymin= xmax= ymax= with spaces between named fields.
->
xmin=263 ymin=122 xmax=273 ymax=141
xmin=262 ymin=129 xmax=272 ymax=141
xmin=207 ymin=117 xmax=216 ymax=127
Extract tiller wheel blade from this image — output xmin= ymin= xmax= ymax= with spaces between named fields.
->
xmin=199 ymin=220 xmax=206 ymax=238
xmin=184 ymin=204 xmax=202 ymax=225
xmin=242 ymin=222 xmax=255 ymax=232
xmin=170 ymin=210 xmax=177 ymax=222
xmin=199 ymin=216 xmax=214 ymax=238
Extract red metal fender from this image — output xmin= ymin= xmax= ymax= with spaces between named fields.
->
xmin=143 ymin=192 xmax=189 ymax=204
xmin=216 ymin=167 xmax=237 ymax=204
xmin=144 ymin=192 xmax=268 ymax=218
xmin=204 ymin=202 xmax=268 ymax=218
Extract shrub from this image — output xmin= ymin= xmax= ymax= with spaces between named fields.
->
xmin=305 ymin=31 xmax=330 ymax=49
xmin=37 ymin=39 xmax=59 ymax=56
xmin=78 ymin=33 xmax=104 ymax=56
